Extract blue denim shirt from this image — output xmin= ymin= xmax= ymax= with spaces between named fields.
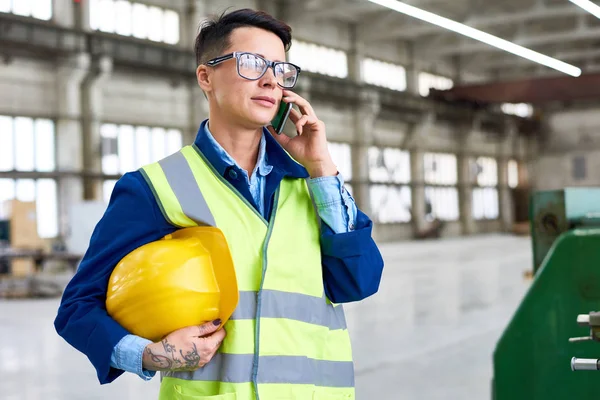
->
xmin=110 ymin=121 xmax=358 ymax=380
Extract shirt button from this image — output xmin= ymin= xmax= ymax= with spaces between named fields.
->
xmin=228 ymin=169 xmax=238 ymax=179
xmin=349 ymin=223 xmax=355 ymax=231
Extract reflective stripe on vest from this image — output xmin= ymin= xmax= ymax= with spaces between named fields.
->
xmin=141 ymin=145 xmax=355 ymax=400
xmin=164 ymin=353 xmax=354 ymax=387
xmin=141 ymin=151 xmax=216 ymax=227
xmin=232 ymin=290 xmax=347 ymax=330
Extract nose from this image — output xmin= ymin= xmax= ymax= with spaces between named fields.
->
xmin=259 ymin=66 xmax=278 ymax=88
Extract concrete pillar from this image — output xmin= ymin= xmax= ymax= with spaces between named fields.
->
xmin=498 ymin=158 xmax=513 ymax=231
xmin=410 ymin=148 xmax=426 ymax=233
xmin=82 ymin=56 xmax=113 ymax=201
xmin=352 ymin=90 xmax=380 ymax=214
xmin=257 ymin=0 xmax=283 ymax=18
xmin=498 ymin=120 xmax=517 ymax=231
xmin=457 ymin=115 xmax=481 ymax=235
xmin=347 ymin=25 xmax=363 ymax=85
xmin=55 ymin=53 xmax=90 ymax=237
xmin=189 ymin=86 xmax=209 ymax=145
xmin=405 ymin=44 xmax=420 ymax=96
xmin=77 ymin=0 xmax=92 ymax=30
xmin=52 ymin=0 xmax=76 ymax=28
xmin=457 ymin=153 xmax=475 ymax=235
xmin=406 ymin=66 xmax=420 ymax=96
xmin=182 ymin=0 xmax=208 ymax=52
xmin=404 ymin=111 xmax=434 ymax=234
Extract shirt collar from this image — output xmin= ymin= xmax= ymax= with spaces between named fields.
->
xmin=194 ymin=119 xmax=308 ymax=179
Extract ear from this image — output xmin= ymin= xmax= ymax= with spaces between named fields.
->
xmin=197 ymin=64 xmax=212 ymax=92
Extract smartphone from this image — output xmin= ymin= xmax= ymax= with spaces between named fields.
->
xmin=271 ymin=101 xmax=293 ymax=135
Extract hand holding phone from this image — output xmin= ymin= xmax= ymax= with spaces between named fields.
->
xmin=270 ymin=101 xmax=293 ymax=135
xmin=267 ymin=89 xmax=338 ymax=178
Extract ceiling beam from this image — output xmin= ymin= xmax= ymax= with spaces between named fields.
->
xmin=474 ymin=48 xmax=600 ymax=71
xmin=361 ymin=5 xmax=584 ymax=42
xmin=418 ymin=27 xmax=600 ymax=57
xmin=432 ymin=72 xmax=600 ymax=104
xmin=491 ymin=63 xmax=600 ymax=83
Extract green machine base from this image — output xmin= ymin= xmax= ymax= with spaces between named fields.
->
xmin=493 ymin=188 xmax=600 ymax=399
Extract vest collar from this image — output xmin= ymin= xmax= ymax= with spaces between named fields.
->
xmin=194 ymin=119 xmax=309 ymax=180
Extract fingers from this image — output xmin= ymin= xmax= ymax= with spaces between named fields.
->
xmin=195 ymin=319 xmax=222 ymax=338
xmin=288 ymin=107 xmax=302 ymax=123
xmin=206 ymin=326 xmax=227 ymax=350
xmin=295 ymin=115 xmax=311 ymax=135
xmin=191 ymin=327 xmax=226 ymax=368
xmin=267 ymin=125 xmax=292 ymax=147
xmin=282 ymin=90 xmax=315 ymax=117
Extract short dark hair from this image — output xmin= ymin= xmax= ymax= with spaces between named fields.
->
xmin=195 ymin=8 xmax=293 ymax=66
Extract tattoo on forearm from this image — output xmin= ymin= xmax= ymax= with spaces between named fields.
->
xmin=180 ymin=343 xmax=201 ymax=369
xmin=146 ymin=339 xmax=202 ymax=371
xmin=146 ymin=348 xmax=174 ymax=369
xmin=162 ymin=339 xmax=177 ymax=357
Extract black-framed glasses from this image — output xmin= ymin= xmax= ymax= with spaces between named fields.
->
xmin=205 ymin=52 xmax=301 ymax=89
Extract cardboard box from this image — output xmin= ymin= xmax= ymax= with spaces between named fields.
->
xmin=1 ymin=200 xmax=44 ymax=250
xmin=10 ymin=259 xmax=36 ymax=277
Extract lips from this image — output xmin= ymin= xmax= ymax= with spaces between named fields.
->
xmin=252 ymin=96 xmax=276 ymax=105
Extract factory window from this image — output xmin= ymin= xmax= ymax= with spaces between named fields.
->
xmin=501 ymin=103 xmax=533 ymax=118
xmin=508 ymin=160 xmax=519 ymax=188
xmin=424 ymin=152 xmax=457 ymax=185
xmin=0 ymin=116 xmax=58 ymax=238
xmin=424 ymin=186 xmax=459 ymax=221
xmin=327 ymin=141 xmax=353 ymax=195
xmin=369 ymin=147 xmax=412 ymax=223
xmin=369 ymin=147 xmax=410 ymax=183
xmin=424 ymin=152 xmax=459 ymax=221
xmin=90 ymin=0 xmax=180 ymax=45
xmin=472 ymin=157 xmax=499 ymax=220
xmin=288 ymin=41 xmax=348 ymax=79
xmin=327 ymin=142 xmax=352 ymax=181
xmin=472 ymin=187 xmax=499 ymax=220
xmin=418 ymin=72 xmax=454 ymax=97
xmin=370 ymin=185 xmax=412 ymax=223
xmin=101 ymin=124 xmax=182 ymax=202
xmin=0 ymin=0 xmax=52 ymax=20
xmin=361 ymin=58 xmax=407 ymax=91
xmin=474 ymin=157 xmax=498 ymax=186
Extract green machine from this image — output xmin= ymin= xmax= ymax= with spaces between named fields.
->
xmin=493 ymin=188 xmax=600 ymax=399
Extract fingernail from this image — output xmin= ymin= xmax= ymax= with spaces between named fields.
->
xmin=212 ymin=319 xmax=222 ymax=326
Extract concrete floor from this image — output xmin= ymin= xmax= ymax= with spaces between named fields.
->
xmin=0 ymin=234 xmax=531 ymax=400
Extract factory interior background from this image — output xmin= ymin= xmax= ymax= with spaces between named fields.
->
xmin=2 ymin=0 xmax=600 ymax=398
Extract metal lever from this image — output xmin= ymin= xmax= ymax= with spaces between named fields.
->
xmin=569 ymin=336 xmax=593 ymax=343
xmin=570 ymin=312 xmax=600 ymax=342
xmin=577 ymin=314 xmax=591 ymax=327
xmin=571 ymin=312 xmax=600 ymax=372
xmin=572 ymin=357 xmax=600 ymax=371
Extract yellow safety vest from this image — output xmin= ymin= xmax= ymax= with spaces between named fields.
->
xmin=141 ymin=144 xmax=355 ymax=400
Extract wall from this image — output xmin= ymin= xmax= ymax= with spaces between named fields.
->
xmin=0 ymin=0 xmax=531 ymax=244
xmin=535 ymin=107 xmax=600 ymax=190
xmin=102 ymin=71 xmax=191 ymax=129
xmin=0 ymin=58 xmax=57 ymax=118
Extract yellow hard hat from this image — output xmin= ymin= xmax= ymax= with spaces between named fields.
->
xmin=106 ymin=226 xmax=238 ymax=342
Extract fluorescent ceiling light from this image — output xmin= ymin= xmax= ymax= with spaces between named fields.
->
xmin=366 ymin=0 xmax=582 ymax=77
xmin=569 ymin=0 xmax=600 ymax=19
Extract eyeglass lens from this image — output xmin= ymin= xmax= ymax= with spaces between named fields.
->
xmin=238 ymin=53 xmax=297 ymax=88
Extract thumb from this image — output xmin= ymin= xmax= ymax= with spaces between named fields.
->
xmin=267 ymin=125 xmax=292 ymax=149
xmin=195 ymin=319 xmax=222 ymax=337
